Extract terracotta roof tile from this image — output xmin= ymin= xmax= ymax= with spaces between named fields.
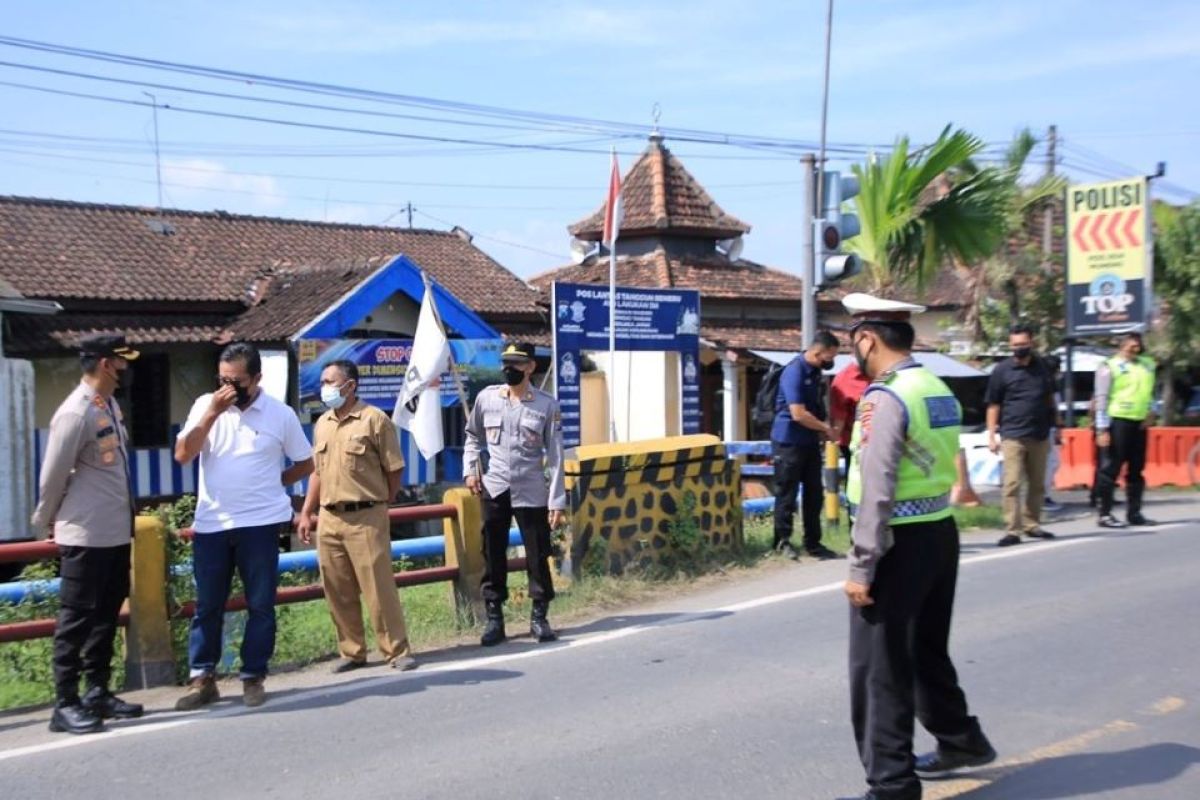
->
xmin=568 ymin=136 xmax=750 ymax=241
xmin=529 ymin=247 xmax=804 ymax=302
xmin=5 ymin=311 xmax=230 ymax=356
xmin=0 ymin=196 xmax=542 ymax=317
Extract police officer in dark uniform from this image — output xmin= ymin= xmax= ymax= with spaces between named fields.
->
xmin=31 ymin=334 xmax=144 ymax=735
xmin=463 ymin=342 xmax=566 ymax=646
xmin=837 ymin=295 xmax=994 ymax=800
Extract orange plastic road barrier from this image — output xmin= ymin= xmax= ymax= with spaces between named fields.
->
xmin=1055 ymin=427 xmax=1200 ymax=489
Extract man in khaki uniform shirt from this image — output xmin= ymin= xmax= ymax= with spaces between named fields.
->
xmin=32 ymin=333 xmax=144 ymax=735
xmin=299 ymin=360 xmax=415 ymax=672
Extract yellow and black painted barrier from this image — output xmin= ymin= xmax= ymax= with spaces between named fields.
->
xmin=565 ymin=434 xmax=742 ymax=574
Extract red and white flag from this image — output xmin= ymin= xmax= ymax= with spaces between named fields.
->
xmin=602 ymin=149 xmax=623 ymax=247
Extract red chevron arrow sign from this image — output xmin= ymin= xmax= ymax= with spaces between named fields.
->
xmin=1071 ymin=209 xmax=1142 ymax=252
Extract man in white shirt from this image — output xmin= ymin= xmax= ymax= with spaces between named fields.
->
xmin=173 ymin=343 xmax=313 ymax=710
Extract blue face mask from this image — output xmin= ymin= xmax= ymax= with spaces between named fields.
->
xmin=321 ymin=383 xmax=347 ymax=410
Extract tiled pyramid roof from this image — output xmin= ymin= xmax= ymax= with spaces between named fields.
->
xmin=568 ymin=136 xmax=750 ymax=241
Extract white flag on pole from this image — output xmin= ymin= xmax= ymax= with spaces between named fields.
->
xmin=393 ymin=284 xmax=451 ymax=461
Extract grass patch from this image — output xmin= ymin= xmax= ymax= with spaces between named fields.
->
xmin=1 ymin=497 xmax=1008 ymax=712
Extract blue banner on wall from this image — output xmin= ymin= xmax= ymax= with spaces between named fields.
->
xmin=551 ymin=282 xmax=702 ymax=449
xmin=297 ymin=338 xmax=504 ymax=414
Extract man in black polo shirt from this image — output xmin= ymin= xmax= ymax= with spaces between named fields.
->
xmin=771 ymin=330 xmax=841 ymax=560
xmin=985 ymin=324 xmax=1058 ymax=546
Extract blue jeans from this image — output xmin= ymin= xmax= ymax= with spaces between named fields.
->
xmin=188 ymin=523 xmax=282 ymax=680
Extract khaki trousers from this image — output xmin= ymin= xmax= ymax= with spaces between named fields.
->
xmin=1000 ymin=437 xmax=1050 ymax=533
xmin=316 ymin=506 xmax=411 ymax=663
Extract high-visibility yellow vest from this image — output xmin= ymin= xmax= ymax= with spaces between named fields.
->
xmin=1106 ymin=356 xmax=1155 ymax=422
xmin=846 ymin=365 xmax=960 ymax=526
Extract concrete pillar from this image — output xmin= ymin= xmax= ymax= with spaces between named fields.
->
xmin=124 ymin=515 xmax=176 ymax=689
xmin=442 ymin=487 xmax=485 ymax=622
xmin=722 ymin=357 xmax=741 ymax=442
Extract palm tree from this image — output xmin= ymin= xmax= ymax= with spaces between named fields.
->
xmin=959 ymin=129 xmax=1065 ymax=342
xmin=846 ymin=125 xmax=1010 ymax=292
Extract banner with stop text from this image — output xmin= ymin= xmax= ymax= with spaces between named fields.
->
xmin=1066 ymin=176 xmax=1151 ymax=335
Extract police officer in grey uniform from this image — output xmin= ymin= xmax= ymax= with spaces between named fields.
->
xmin=839 ymin=295 xmax=994 ymax=800
xmin=463 ymin=342 xmax=566 ymax=646
xmin=32 ymin=334 xmax=144 ymax=735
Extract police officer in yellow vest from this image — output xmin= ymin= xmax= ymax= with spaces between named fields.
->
xmin=839 ymin=294 xmax=994 ymax=800
xmin=1094 ymin=331 xmax=1156 ymax=528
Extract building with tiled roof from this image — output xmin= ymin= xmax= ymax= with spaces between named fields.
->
xmin=0 ymin=195 xmax=543 ymax=495
xmin=532 ymin=135 xmax=975 ymax=441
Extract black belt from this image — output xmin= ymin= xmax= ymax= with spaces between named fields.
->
xmin=322 ymin=501 xmax=382 ymax=513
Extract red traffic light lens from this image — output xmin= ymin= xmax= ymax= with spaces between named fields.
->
xmin=822 ymin=224 xmax=841 ymax=250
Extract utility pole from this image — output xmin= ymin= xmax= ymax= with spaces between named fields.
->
xmin=1043 ymin=124 xmax=1056 ymax=258
xmin=406 ymin=202 xmax=413 ymax=229
xmin=801 ymin=153 xmax=817 ymax=349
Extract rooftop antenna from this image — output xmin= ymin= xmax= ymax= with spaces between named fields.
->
xmin=142 ymin=92 xmax=163 ymax=215
xmin=651 ymin=102 xmax=662 ymax=141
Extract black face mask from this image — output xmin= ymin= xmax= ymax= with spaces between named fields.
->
xmin=1012 ymin=347 xmax=1033 ymax=360
xmin=502 ymin=366 xmax=525 ymax=386
xmin=819 ymin=359 xmax=835 ymax=371
xmin=108 ymin=364 xmax=134 ymax=396
xmin=221 ymin=378 xmax=253 ymax=407
xmin=854 ymin=337 xmax=873 ymax=378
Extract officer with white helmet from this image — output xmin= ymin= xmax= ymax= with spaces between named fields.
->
xmin=838 ymin=294 xmax=995 ymax=800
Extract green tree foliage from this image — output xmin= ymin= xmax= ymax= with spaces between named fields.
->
xmin=847 ymin=126 xmax=1009 ymax=291
xmin=1151 ymin=201 xmax=1200 ymax=421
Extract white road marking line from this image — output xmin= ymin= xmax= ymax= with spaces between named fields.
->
xmin=0 ymin=520 xmax=1186 ymax=763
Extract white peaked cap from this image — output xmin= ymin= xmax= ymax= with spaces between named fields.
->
xmin=841 ymin=292 xmax=926 ymax=319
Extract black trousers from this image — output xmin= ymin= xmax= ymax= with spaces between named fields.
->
xmin=772 ymin=441 xmax=824 ymax=550
xmin=480 ymin=489 xmax=554 ymax=604
xmin=53 ymin=544 xmax=131 ymax=705
xmin=1098 ymin=418 xmax=1147 ymax=517
xmin=849 ymin=518 xmax=986 ymax=799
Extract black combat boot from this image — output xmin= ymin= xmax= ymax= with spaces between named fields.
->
xmin=530 ymin=599 xmax=558 ymax=643
xmin=480 ymin=600 xmax=506 ymax=647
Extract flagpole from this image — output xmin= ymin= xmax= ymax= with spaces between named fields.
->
xmin=607 ymin=147 xmax=619 ymax=443
xmin=421 ymin=271 xmax=480 ymax=480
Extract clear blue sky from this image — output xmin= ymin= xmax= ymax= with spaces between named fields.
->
xmin=2 ymin=0 xmax=1197 ymax=278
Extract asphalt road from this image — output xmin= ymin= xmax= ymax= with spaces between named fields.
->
xmin=2 ymin=494 xmax=1198 ymax=799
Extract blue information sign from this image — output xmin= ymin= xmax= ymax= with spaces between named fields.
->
xmin=551 ymin=282 xmax=702 ymax=448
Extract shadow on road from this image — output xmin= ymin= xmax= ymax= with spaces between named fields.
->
xmin=949 ymin=742 xmax=1200 ymax=798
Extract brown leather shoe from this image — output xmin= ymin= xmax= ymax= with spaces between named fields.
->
xmin=175 ymin=676 xmax=219 ymax=711
xmin=242 ymin=677 xmax=266 ymax=707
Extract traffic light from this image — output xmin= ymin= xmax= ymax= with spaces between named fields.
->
xmin=816 ymin=170 xmax=862 ymax=286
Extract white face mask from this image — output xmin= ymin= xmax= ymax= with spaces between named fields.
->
xmin=321 ymin=383 xmax=347 ymax=410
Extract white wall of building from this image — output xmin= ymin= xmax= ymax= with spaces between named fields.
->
xmin=588 ymin=350 xmax=681 ymax=442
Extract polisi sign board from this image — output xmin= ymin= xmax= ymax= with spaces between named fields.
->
xmin=1066 ymin=176 xmax=1150 ymax=335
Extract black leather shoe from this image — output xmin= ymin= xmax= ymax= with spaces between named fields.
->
xmin=530 ymin=600 xmax=558 ymax=643
xmin=774 ymin=541 xmax=801 ymax=560
xmin=915 ymin=743 xmax=997 ymax=775
xmin=1127 ymin=513 xmax=1156 ymax=526
xmin=480 ymin=602 xmax=506 ymax=647
xmin=805 ymin=544 xmax=841 ymax=560
xmin=1098 ymin=514 xmax=1128 ymax=529
xmin=49 ymin=703 xmax=104 ymax=735
xmin=996 ymin=534 xmax=1021 ymax=547
xmin=82 ymin=687 xmax=143 ymax=720
xmin=1024 ymin=528 xmax=1056 ymax=539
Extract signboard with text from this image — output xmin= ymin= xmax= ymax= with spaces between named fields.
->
xmin=551 ymin=282 xmax=701 ymax=449
xmin=1066 ymin=177 xmax=1151 ymax=335
xmin=296 ymin=338 xmax=503 ymax=414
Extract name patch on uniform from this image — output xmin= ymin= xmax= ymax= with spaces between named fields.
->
xmin=925 ymin=396 xmax=961 ymax=429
